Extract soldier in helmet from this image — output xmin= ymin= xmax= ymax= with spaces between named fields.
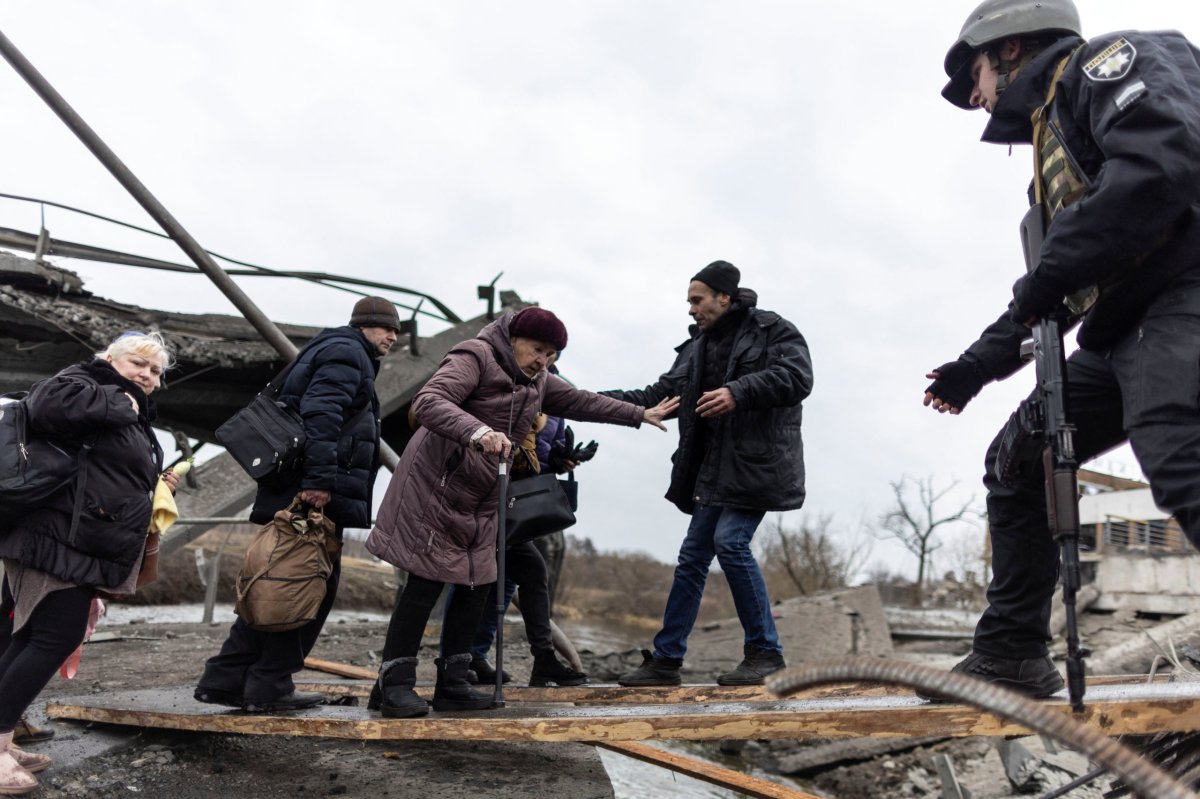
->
xmin=924 ymin=0 xmax=1200 ymax=696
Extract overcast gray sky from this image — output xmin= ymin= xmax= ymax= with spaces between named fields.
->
xmin=3 ymin=2 xmax=1197 ymax=576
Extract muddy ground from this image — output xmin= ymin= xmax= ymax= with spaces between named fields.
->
xmin=28 ymin=618 xmax=621 ymax=799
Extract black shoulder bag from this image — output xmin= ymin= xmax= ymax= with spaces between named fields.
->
xmin=504 ymin=449 xmax=577 ymax=548
xmin=215 ymin=360 xmax=306 ymax=482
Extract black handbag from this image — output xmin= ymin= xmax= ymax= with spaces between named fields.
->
xmin=504 ymin=453 xmax=577 ymax=548
xmin=215 ymin=360 xmax=305 ymax=482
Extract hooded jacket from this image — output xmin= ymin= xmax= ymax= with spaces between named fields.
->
xmin=961 ymin=29 xmax=1200 ymax=379
xmin=366 ymin=312 xmax=644 ymax=586
xmin=0 ymin=360 xmax=163 ymax=588
xmin=603 ymin=289 xmax=813 ymax=514
xmin=250 ymin=325 xmax=382 ymax=528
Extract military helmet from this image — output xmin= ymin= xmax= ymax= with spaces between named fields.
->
xmin=942 ymin=0 xmax=1082 ymax=108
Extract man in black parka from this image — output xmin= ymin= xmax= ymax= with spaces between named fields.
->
xmin=196 ymin=297 xmax=396 ymax=711
xmin=924 ymin=0 xmax=1200 ymax=696
xmin=605 ymin=262 xmax=813 ymax=686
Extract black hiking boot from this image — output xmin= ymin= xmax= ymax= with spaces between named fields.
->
xmin=717 ymin=646 xmax=786 ymax=686
xmin=432 ymin=654 xmax=494 ymax=712
xmin=376 ymin=657 xmax=429 ymax=718
xmin=529 ymin=651 xmax=588 ymax=687
xmin=617 ymin=649 xmax=682 ymax=687
xmin=468 ymin=656 xmax=511 ymax=685
xmin=917 ymin=651 xmax=1065 ymax=702
xmin=241 ymin=691 xmax=324 ymax=713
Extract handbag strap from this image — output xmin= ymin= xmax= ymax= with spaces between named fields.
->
xmin=261 ymin=358 xmax=301 ymax=399
xmin=64 ymin=442 xmax=94 ymax=546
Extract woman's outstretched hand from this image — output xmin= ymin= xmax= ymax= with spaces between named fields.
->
xmin=643 ymin=396 xmax=681 ymax=431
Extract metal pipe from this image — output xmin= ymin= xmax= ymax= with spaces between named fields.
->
xmin=0 ymin=28 xmax=297 ymax=359
xmin=0 ymin=30 xmax=404 ymax=470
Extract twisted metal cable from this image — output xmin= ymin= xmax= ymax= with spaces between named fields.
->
xmin=766 ymin=658 xmax=1197 ymax=799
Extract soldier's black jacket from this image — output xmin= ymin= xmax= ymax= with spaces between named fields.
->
xmin=959 ymin=29 xmax=1200 ymax=382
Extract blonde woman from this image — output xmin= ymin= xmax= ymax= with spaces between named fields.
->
xmin=0 ymin=331 xmax=179 ymax=794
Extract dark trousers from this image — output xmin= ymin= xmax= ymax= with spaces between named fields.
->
xmin=197 ymin=556 xmax=341 ymax=704
xmin=382 ymin=573 xmax=491 ymax=660
xmin=0 ymin=580 xmax=92 ymax=731
xmin=532 ymin=531 xmax=565 ymax=617
xmin=452 ymin=541 xmax=553 ymax=659
xmin=977 ymin=282 xmax=1200 ymax=659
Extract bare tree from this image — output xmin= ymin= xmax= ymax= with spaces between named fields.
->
xmin=878 ymin=475 xmax=979 ymax=607
xmin=756 ymin=514 xmax=874 ymax=599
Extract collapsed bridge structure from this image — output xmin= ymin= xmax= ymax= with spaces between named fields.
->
xmin=0 ymin=248 xmax=515 ymax=556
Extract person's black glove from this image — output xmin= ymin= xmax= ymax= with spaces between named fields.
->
xmin=1011 ymin=272 xmax=1062 ymax=325
xmin=925 ymin=359 xmax=987 ymax=411
xmin=549 ymin=426 xmax=599 ymax=472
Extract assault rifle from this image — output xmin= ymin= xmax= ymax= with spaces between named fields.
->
xmin=995 ymin=203 xmax=1088 ymax=712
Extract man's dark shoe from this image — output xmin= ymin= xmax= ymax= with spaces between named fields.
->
xmin=717 ymin=646 xmax=786 ymax=686
xmin=618 ymin=649 xmax=683 ymax=687
xmin=917 ymin=651 xmax=1065 ymax=701
xmin=193 ymin=685 xmax=243 ymax=708
xmin=242 ymin=691 xmax=324 ymax=713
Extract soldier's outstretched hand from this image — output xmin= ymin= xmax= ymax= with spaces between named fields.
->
xmin=923 ymin=359 xmax=986 ymax=415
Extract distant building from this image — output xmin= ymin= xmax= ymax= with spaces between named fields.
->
xmin=1078 ymin=469 xmax=1200 ymax=615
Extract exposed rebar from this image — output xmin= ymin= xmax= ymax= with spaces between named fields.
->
xmin=767 ymin=658 xmax=1197 ymax=799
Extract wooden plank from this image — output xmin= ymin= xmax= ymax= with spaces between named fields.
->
xmin=295 ymin=664 xmax=1173 ymax=706
xmin=596 ymin=741 xmax=821 ymax=799
xmin=304 ymin=657 xmax=375 ymax=680
xmin=46 ymin=682 xmax=1200 ymax=743
xmin=295 ymin=677 xmax=896 ymax=704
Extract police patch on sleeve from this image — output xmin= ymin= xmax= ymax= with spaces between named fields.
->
xmin=1083 ymin=38 xmax=1136 ymax=82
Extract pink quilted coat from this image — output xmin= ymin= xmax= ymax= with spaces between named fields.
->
xmin=366 ymin=314 xmax=644 ymax=586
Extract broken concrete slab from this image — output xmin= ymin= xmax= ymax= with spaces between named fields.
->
xmin=683 ymin=585 xmax=893 ymax=678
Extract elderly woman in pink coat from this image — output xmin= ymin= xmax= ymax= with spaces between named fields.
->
xmin=366 ymin=308 xmax=677 ymax=717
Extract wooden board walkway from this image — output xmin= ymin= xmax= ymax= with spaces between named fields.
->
xmin=46 ymin=681 xmax=1200 ymax=743
xmin=292 ymin=677 xmax=895 ymax=704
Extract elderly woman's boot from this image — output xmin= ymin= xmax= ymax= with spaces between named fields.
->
xmin=432 ymin=654 xmax=493 ymax=711
xmin=0 ymin=732 xmax=38 ymax=795
xmin=376 ymin=657 xmax=429 ymax=719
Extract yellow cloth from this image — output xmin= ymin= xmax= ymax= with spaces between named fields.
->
xmin=149 ymin=477 xmax=178 ymax=534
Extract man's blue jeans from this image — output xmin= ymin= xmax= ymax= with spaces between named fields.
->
xmin=652 ymin=503 xmax=781 ymax=661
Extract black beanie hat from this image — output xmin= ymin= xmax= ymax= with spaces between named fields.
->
xmin=691 ymin=260 xmax=740 ymax=297
xmin=510 ymin=307 xmax=568 ymax=351
xmin=349 ymin=296 xmax=401 ymax=331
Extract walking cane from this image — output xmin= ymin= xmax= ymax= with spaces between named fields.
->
xmin=493 ymin=458 xmax=508 ymax=708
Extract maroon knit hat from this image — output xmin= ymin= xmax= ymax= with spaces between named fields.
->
xmin=510 ymin=307 xmax=568 ymax=351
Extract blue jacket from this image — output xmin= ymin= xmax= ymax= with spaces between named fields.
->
xmin=250 ymin=326 xmax=382 ymax=528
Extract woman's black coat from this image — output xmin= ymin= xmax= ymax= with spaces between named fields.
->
xmin=0 ymin=360 xmax=163 ymax=588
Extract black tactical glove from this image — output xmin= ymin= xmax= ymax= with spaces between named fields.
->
xmin=1011 ymin=272 xmax=1062 ymax=325
xmin=925 ymin=359 xmax=988 ymax=411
